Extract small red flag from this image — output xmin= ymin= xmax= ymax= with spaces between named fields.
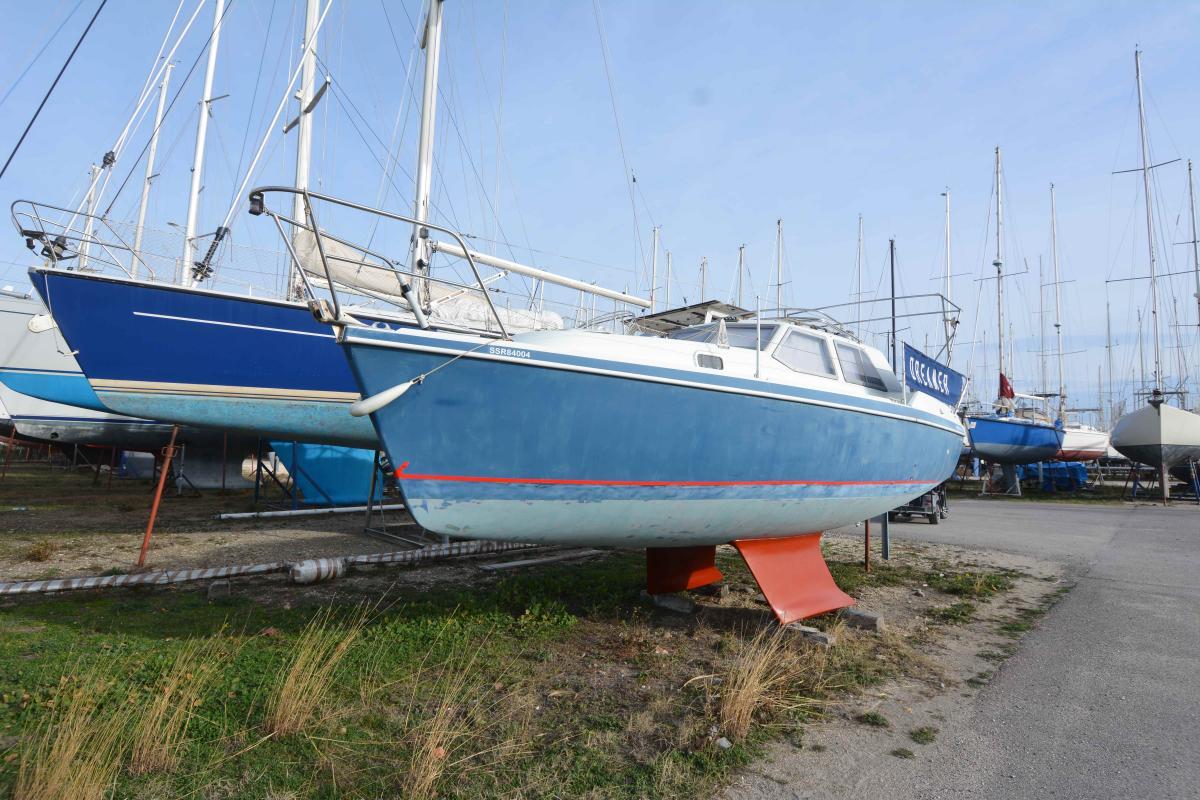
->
xmin=998 ymin=372 xmax=1015 ymax=399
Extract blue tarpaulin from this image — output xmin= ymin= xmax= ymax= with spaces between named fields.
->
xmin=1015 ymin=461 xmax=1088 ymax=491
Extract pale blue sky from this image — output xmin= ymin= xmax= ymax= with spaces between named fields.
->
xmin=1 ymin=1 xmax=1198 ymax=421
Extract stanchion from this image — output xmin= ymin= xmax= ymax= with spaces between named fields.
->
xmin=136 ymin=426 xmax=179 ymax=569
xmin=863 ymin=518 xmax=871 ymax=573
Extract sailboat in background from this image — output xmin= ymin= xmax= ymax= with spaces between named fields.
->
xmin=20 ymin=0 xmax=625 ymax=449
xmin=1109 ymin=51 xmax=1200 ymax=498
xmin=965 ymin=148 xmax=1063 ymax=482
xmin=1044 ymin=184 xmax=1110 ymax=461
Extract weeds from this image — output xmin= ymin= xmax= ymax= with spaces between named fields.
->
xmin=891 ymin=747 xmax=915 ymax=759
xmin=854 ymin=711 xmax=889 ymax=728
xmin=128 ymin=636 xmax=225 ymax=775
xmin=264 ymin=605 xmax=368 ymax=737
xmin=909 ymin=726 xmax=938 ymax=744
xmin=14 ymin=667 xmax=127 ymax=800
xmin=23 ymin=540 xmax=58 ymax=562
xmin=927 ymin=601 xmax=976 ymax=625
xmin=714 ymin=626 xmax=826 ymax=741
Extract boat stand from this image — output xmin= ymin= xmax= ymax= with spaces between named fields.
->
xmin=645 ymin=533 xmax=854 ymax=625
xmin=361 ymin=449 xmax=426 ymax=546
xmin=978 ymin=462 xmax=1022 ymax=496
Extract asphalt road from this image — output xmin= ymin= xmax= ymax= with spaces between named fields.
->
xmin=870 ymin=499 xmax=1200 ymax=799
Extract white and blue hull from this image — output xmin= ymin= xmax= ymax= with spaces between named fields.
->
xmin=340 ymin=325 xmax=965 ymax=547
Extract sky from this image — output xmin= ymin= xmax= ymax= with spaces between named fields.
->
xmin=1 ymin=0 xmax=1199 ymax=425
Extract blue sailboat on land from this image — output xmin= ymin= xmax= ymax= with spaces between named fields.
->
xmin=965 ymin=148 xmax=1063 ymax=473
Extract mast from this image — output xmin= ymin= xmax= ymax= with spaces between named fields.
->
xmin=1039 ymin=256 xmax=1047 ymax=403
xmin=133 ymin=63 xmax=174 ymax=273
xmin=649 ymin=225 xmax=659 ymax=313
xmin=889 ymin=238 xmax=897 ymax=371
xmin=1188 ymin=159 xmax=1200 ymax=331
xmin=942 ymin=189 xmax=953 ymax=364
xmin=994 ymin=146 xmax=1007 ymax=406
xmin=289 ymin=0 xmax=320 ymax=298
xmin=181 ymin=0 xmax=226 ymax=286
xmin=736 ymin=244 xmax=745 ymax=307
xmin=700 ymin=256 xmax=707 ymax=302
xmin=1050 ymin=183 xmax=1065 ymax=421
xmin=665 ymin=250 xmax=672 ymax=309
xmin=855 ymin=213 xmax=864 ymax=337
xmin=1134 ymin=49 xmax=1163 ymax=397
xmin=411 ymin=0 xmax=446 ymax=306
xmin=774 ymin=218 xmax=783 ymax=311
xmin=1105 ymin=299 xmax=1114 ymax=427
xmin=78 ymin=165 xmax=101 ymax=270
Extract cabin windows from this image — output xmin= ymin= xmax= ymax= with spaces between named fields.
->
xmin=773 ymin=331 xmax=836 ymax=377
xmin=696 ymin=353 xmax=724 ymax=370
xmin=835 ymin=342 xmax=887 ymax=391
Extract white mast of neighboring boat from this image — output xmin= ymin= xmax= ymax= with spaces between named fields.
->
xmin=411 ymin=0 xmax=445 ymax=306
xmin=699 ymin=256 xmax=707 ymax=302
xmin=774 ymin=218 xmax=783 ymax=311
xmin=664 ymin=249 xmax=672 ymax=309
xmin=1187 ymin=159 xmax=1200 ymax=351
xmin=941 ymin=189 xmax=953 ymax=365
xmin=1050 ymin=183 xmax=1065 ymax=422
xmin=181 ymin=0 xmax=226 ymax=286
xmin=289 ymin=0 xmax=321 ymax=298
xmin=736 ymin=244 xmax=745 ymax=307
xmin=649 ymin=225 xmax=660 ymax=312
xmin=1135 ymin=49 xmax=1164 ymax=401
xmin=855 ymin=213 xmax=864 ymax=338
xmin=133 ymin=62 xmax=174 ymax=271
xmin=994 ymin=146 xmax=1008 ymax=410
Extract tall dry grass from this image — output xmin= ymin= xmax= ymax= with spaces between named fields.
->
xmin=13 ymin=669 xmax=127 ymax=800
xmin=265 ymin=605 xmax=368 ymax=737
xmin=127 ymin=637 xmax=223 ymax=775
xmin=715 ymin=624 xmax=833 ymax=741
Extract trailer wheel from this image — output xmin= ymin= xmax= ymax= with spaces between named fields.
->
xmin=928 ymin=513 xmax=939 ymax=525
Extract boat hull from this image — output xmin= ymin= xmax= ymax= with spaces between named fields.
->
xmin=965 ymin=415 xmax=1064 ymax=464
xmin=29 ymin=269 xmax=377 ymax=448
xmin=1057 ymin=426 xmax=1110 ymax=462
xmin=341 ymin=325 xmax=964 ymax=547
xmin=1110 ymin=403 xmax=1200 ymax=468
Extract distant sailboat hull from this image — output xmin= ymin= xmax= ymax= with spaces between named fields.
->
xmin=341 ymin=325 xmax=964 ymax=547
xmin=29 ymin=268 xmax=378 ymax=448
xmin=1110 ymin=403 xmax=1200 ymax=468
xmin=1057 ymin=426 xmax=1110 ymax=461
xmin=965 ymin=414 xmax=1064 ymax=465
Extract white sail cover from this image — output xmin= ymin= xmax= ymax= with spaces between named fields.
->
xmin=292 ymin=230 xmax=562 ymax=332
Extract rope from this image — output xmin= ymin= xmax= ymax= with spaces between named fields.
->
xmin=0 ymin=0 xmax=108 ymax=183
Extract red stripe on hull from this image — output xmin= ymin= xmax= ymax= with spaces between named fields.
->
xmin=394 ymin=461 xmax=936 ymax=488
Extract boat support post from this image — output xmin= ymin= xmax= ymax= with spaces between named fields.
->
xmin=137 ymin=425 xmax=179 ymax=569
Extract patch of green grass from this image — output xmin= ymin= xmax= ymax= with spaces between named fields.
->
xmin=926 ymin=569 xmax=1014 ymax=598
xmin=977 ymin=650 xmax=1008 ymax=662
xmin=927 ymin=601 xmax=976 ymax=625
xmin=965 ymin=670 xmax=993 ymax=687
xmin=891 ymin=747 xmax=916 ymax=759
xmin=854 ymin=711 xmax=890 ymax=728
xmin=909 ymin=726 xmax=938 ymax=744
xmin=22 ymin=539 xmax=58 ymax=562
xmin=823 ymin=559 xmax=922 ymax=597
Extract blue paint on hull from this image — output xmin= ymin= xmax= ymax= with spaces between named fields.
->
xmin=0 ymin=369 xmax=111 ymax=412
xmin=341 ymin=326 xmax=964 ymax=547
xmin=29 ymin=269 xmax=379 ymax=447
xmin=965 ymin=415 xmax=1064 ymax=465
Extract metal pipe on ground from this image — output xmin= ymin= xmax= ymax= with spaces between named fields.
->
xmin=215 ymin=504 xmax=407 ymax=520
xmin=0 ymin=540 xmax=539 ymax=596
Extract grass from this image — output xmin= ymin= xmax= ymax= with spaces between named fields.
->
xmin=22 ymin=541 xmax=58 ymax=563
xmin=927 ymin=601 xmax=977 ymax=625
xmin=263 ymin=604 xmax=368 ymax=737
xmin=908 ymin=726 xmax=938 ymax=745
xmin=13 ymin=666 xmax=128 ymax=800
xmin=854 ymin=711 xmax=889 ymax=728
xmin=714 ymin=626 xmax=826 ymax=741
xmin=890 ymin=747 xmax=915 ymax=759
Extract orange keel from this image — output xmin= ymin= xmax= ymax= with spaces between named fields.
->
xmin=646 ymin=545 xmax=723 ymax=594
xmin=734 ymin=533 xmax=853 ymax=625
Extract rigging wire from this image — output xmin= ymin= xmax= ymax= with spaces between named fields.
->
xmin=591 ymin=0 xmax=647 ymax=289
xmin=0 ymin=0 xmax=86 ymax=114
xmin=0 ymin=0 xmax=108 ymax=183
xmin=101 ymin=0 xmax=239 ymax=217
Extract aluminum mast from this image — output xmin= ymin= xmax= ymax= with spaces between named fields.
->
xmin=1050 ymin=183 xmax=1065 ymax=421
xmin=181 ymin=0 xmax=226 ymax=285
xmin=133 ymin=62 xmax=174 ymax=269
